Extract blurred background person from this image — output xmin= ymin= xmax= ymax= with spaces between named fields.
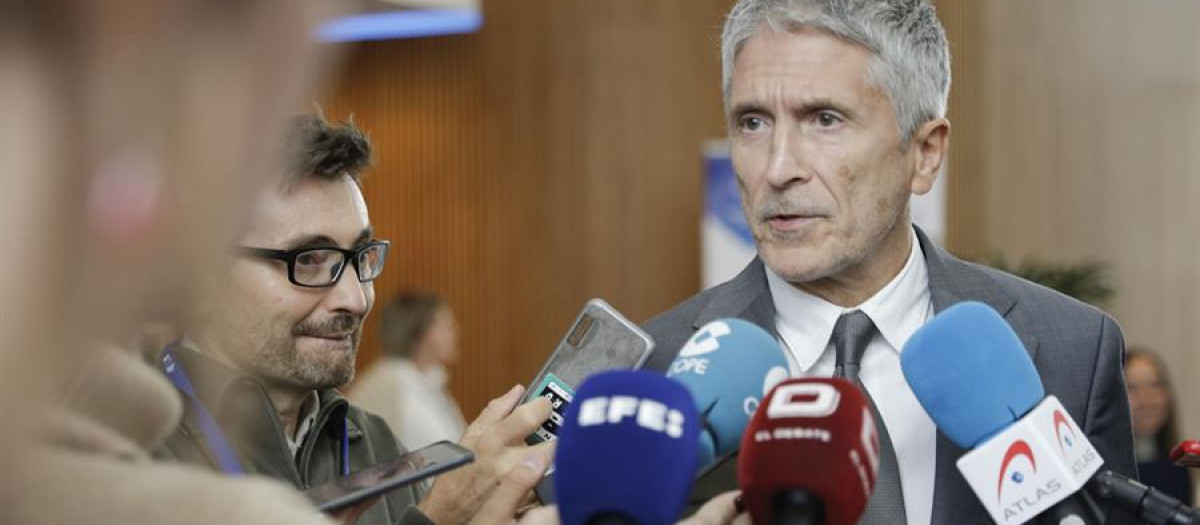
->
xmin=1126 ymin=347 xmax=1194 ymax=505
xmin=353 ymin=291 xmax=468 ymax=450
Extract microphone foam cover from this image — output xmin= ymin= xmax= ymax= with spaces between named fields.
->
xmin=738 ymin=378 xmax=879 ymax=525
xmin=666 ymin=318 xmax=789 ymax=465
xmin=900 ymin=301 xmax=1044 ymax=448
xmin=555 ymin=370 xmax=701 ymax=525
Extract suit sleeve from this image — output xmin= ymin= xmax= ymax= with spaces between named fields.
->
xmin=1085 ymin=315 xmax=1139 ymax=525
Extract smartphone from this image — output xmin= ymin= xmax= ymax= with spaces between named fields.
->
xmin=305 ymin=441 xmax=474 ymax=513
xmin=521 ymin=299 xmax=654 ymax=504
xmin=1170 ymin=440 xmax=1200 ymax=468
xmin=522 ymin=298 xmax=655 ymax=445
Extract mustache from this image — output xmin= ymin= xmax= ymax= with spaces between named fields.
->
xmin=294 ymin=314 xmax=362 ymax=337
xmin=754 ymin=195 xmax=832 ymax=221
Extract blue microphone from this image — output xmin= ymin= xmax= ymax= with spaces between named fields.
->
xmin=666 ymin=318 xmax=790 ymax=468
xmin=900 ymin=301 xmax=1044 ymax=448
xmin=555 ymin=370 xmax=701 ymax=525
xmin=901 ymin=301 xmax=1105 ymax=525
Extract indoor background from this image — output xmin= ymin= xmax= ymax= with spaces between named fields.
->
xmin=318 ymin=0 xmax=1200 ymax=444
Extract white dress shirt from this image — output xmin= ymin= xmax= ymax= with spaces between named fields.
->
xmin=765 ymin=226 xmax=937 ymax=525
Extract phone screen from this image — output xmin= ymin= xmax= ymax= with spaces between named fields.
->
xmin=305 ymin=441 xmax=474 ymax=512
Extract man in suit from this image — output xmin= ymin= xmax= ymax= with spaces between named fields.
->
xmin=643 ymin=1 xmax=1137 ymax=524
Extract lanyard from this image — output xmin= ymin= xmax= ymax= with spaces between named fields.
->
xmin=161 ymin=347 xmax=351 ymax=476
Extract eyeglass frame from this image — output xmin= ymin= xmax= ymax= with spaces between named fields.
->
xmin=238 ymin=240 xmax=391 ymax=288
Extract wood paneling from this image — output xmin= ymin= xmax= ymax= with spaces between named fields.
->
xmin=322 ymin=1 xmax=734 ymax=417
xmin=935 ymin=0 xmax=986 ymax=258
xmin=940 ymin=0 xmax=1200 ymax=439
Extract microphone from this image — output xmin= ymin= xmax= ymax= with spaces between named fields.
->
xmin=554 ymin=370 xmax=701 ymax=525
xmin=666 ymin=318 xmax=790 ymax=468
xmin=738 ymin=377 xmax=879 ymax=525
xmin=900 ymin=301 xmax=1105 ymax=525
xmin=1091 ymin=470 xmax=1199 ymax=525
xmin=1170 ymin=440 xmax=1200 ymax=468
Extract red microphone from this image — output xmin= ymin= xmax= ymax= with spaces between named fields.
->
xmin=737 ymin=378 xmax=879 ymax=525
xmin=1170 ymin=440 xmax=1200 ymax=468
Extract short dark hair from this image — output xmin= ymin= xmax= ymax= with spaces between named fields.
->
xmin=284 ymin=111 xmax=372 ymax=185
xmin=381 ymin=291 xmax=447 ymax=359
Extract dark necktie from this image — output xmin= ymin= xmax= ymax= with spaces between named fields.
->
xmin=832 ymin=310 xmax=907 ymax=525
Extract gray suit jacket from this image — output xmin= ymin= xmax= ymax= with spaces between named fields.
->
xmin=643 ymin=227 xmax=1137 ymax=525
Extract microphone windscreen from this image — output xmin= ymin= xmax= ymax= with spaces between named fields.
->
xmin=900 ymin=301 xmax=1044 ymax=448
xmin=666 ymin=318 xmax=789 ymax=465
xmin=555 ymin=370 xmax=701 ymax=525
xmin=738 ymin=378 xmax=878 ymax=525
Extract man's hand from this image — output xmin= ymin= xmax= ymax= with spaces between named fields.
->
xmin=678 ymin=491 xmax=751 ymax=525
xmin=468 ymin=451 xmax=553 ymax=525
xmin=419 ymin=385 xmax=554 ymax=525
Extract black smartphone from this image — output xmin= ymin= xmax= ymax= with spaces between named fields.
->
xmin=305 ymin=441 xmax=474 ymax=513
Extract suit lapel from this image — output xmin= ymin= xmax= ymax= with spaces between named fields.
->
xmin=917 ymin=227 xmax=1041 ymax=525
xmin=692 ymin=257 xmax=779 ymax=339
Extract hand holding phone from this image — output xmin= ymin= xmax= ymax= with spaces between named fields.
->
xmin=417 ymin=387 xmax=555 ymax=525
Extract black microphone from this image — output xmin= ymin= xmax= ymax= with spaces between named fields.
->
xmin=1090 ymin=470 xmax=1199 ymax=525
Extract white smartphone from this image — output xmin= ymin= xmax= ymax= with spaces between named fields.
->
xmin=520 ymin=299 xmax=655 ymax=503
xmin=521 ymin=298 xmax=655 ymax=445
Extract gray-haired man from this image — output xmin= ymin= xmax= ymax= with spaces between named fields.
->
xmin=643 ymin=2 xmax=1137 ymax=524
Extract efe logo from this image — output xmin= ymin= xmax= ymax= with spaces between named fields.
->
xmin=578 ymin=396 xmax=686 ymax=438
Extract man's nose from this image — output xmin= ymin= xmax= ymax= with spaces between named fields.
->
xmin=325 ymin=262 xmax=369 ymax=314
xmin=764 ymin=126 xmax=812 ymax=189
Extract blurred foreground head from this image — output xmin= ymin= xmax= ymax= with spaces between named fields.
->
xmin=0 ymin=0 xmax=337 ymax=400
xmin=1 ymin=2 xmax=363 ymax=522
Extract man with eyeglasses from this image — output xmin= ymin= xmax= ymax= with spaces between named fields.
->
xmin=155 ymin=113 xmax=552 ymax=525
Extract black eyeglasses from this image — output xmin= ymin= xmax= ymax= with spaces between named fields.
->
xmin=240 ymin=240 xmax=390 ymax=288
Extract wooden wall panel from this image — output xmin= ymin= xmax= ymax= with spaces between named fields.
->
xmin=940 ymin=0 xmax=1200 ymax=439
xmin=322 ymin=1 xmax=733 ymax=417
xmin=935 ymin=0 xmax=987 ymax=258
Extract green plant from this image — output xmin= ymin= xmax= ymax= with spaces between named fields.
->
xmin=981 ymin=256 xmax=1115 ymax=307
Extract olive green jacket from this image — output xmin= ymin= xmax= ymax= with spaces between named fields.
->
xmin=153 ymin=344 xmax=434 ymax=525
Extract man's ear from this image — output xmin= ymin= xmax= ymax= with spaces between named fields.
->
xmin=909 ymin=118 xmax=950 ymax=195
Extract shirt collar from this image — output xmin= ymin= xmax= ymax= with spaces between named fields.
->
xmin=287 ymin=390 xmax=322 ymax=457
xmin=766 ymin=226 xmax=932 ymax=372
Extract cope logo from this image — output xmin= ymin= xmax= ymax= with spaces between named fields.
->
xmin=1053 ymin=410 xmax=1077 ymax=455
xmin=669 ymin=322 xmax=732 ymax=377
xmin=996 ymin=439 xmax=1037 ymax=501
xmin=679 ymin=322 xmax=732 ymax=358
